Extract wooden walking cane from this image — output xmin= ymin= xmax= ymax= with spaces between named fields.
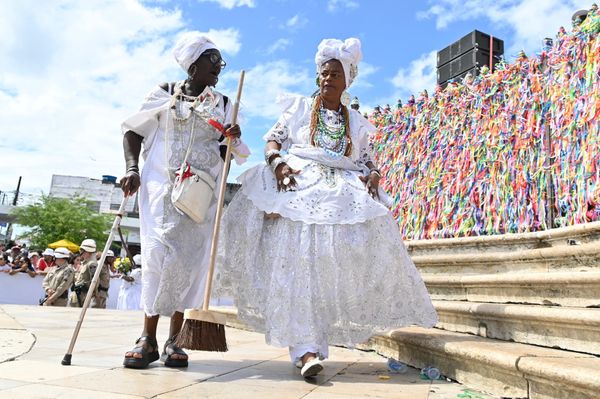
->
xmin=62 ymin=197 xmax=128 ymax=365
xmin=175 ymin=70 xmax=245 ymax=351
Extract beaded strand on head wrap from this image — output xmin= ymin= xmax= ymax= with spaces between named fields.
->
xmin=309 ymin=95 xmax=353 ymax=157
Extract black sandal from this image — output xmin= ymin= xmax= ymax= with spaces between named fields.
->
xmin=161 ymin=337 xmax=189 ymax=368
xmin=123 ymin=336 xmax=160 ymax=369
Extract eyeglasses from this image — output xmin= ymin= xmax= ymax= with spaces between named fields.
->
xmin=203 ymin=52 xmax=226 ymax=69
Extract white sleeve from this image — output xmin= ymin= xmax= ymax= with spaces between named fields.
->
xmin=351 ymin=110 xmax=378 ymax=169
xmin=262 ymin=94 xmax=308 ymax=146
xmin=221 ymin=93 xmax=251 ymax=165
xmin=121 ymin=86 xmax=170 ymax=138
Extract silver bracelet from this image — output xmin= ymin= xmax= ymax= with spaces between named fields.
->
xmin=270 ymin=156 xmax=285 ymax=173
xmin=265 ymin=149 xmax=280 ymax=164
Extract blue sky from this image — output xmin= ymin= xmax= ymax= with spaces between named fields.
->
xmin=0 ymin=0 xmax=592 ymax=204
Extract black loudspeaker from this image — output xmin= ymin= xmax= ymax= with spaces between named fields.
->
xmin=437 ymin=30 xmax=504 ymax=67
xmin=439 ymin=67 xmax=479 ymax=88
xmin=437 ymin=46 xmax=452 ymax=68
xmin=437 ymin=62 xmax=453 ymax=84
xmin=452 ymin=48 xmax=491 ymax=76
xmin=437 ymin=48 xmax=502 ymax=85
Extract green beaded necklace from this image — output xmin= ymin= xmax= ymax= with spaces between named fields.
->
xmin=316 ymin=109 xmax=346 ymax=140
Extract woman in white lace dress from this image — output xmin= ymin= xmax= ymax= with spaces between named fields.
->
xmin=119 ymin=33 xmax=249 ymax=369
xmin=216 ymin=38 xmax=437 ymax=378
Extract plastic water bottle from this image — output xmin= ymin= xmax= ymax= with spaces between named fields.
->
xmin=421 ymin=366 xmax=441 ymax=380
xmin=387 ymin=358 xmax=408 ymax=374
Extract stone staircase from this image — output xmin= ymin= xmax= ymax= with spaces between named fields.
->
xmin=367 ymin=222 xmax=600 ymax=399
xmin=214 ymin=222 xmax=600 ymax=399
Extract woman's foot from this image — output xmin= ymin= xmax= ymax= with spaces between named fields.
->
xmin=123 ymin=336 xmax=160 ymax=369
xmin=161 ymin=337 xmax=189 ymax=368
xmin=300 ymin=352 xmax=323 ymax=378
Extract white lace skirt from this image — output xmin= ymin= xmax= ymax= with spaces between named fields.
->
xmin=215 ymin=193 xmax=438 ymax=348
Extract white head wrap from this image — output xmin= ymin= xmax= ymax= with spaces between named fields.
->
xmin=315 ymin=38 xmax=362 ymax=88
xmin=173 ymin=32 xmax=218 ymax=73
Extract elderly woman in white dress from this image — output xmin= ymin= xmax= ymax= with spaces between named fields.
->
xmin=117 ymin=254 xmax=143 ymax=310
xmin=119 ymin=33 xmax=249 ymax=369
xmin=216 ymin=38 xmax=437 ymax=378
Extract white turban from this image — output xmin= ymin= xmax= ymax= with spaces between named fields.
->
xmin=315 ymin=38 xmax=362 ymax=88
xmin=173 ymin=32 xmax=218 ymax=73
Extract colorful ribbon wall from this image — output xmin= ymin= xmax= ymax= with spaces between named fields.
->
xmin=370 ymin=7 xmax=599 ymax=240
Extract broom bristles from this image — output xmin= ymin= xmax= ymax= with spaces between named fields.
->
xmin=175 ymin=319 xmax=228 ymax=352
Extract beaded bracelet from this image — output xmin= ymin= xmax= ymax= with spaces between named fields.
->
xmin=368 ymin=168 xmax=381 ymax=178
xmin=265 ymin=149 xmax=281 ymax=164
xmin=270 ymin=157 xmax=285 ymax=173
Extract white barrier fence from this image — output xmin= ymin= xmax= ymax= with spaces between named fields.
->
xmin=0 ymin=272 xmax=122 ymax=308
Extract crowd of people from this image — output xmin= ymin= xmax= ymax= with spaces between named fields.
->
xmin=1 ymin=241 xmax=142 ymax=310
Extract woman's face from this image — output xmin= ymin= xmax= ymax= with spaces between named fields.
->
xmin=319 ymin=59 xmax=346 ymax=100
xmin=190 ymin=49 xmax=225 ymax=87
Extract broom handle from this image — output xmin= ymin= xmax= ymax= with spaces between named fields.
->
xmin=202 ymin=70 xmax=245 ymax=311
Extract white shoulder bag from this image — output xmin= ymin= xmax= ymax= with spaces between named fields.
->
xmin=167 ymin=87 xmax=217 ymax=224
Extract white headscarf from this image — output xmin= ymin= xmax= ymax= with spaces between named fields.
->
xmin=173 ymin=32 xmax=218 ymax=73
xmin=315 ymin=38 xmax=362 ymax=88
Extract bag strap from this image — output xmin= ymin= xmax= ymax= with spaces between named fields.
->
xmin=166 ymin=81 xmax=197 ymax=185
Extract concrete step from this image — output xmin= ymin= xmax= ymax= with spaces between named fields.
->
xmin=413 ymin=240 xmax=600 ymax=275
xmin=423 ymin=271 xmax=600 ymax=307
xmin=432 ymin=300 xmax=600 ymax=355
xmin=364 ymin=326 xmax=600 ymax=399
xmin=406 ymin=221 xmax=600 ymax=257
xmin=213 ymin=307 xmax=600 ymax=399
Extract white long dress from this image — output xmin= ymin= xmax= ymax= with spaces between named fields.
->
xmin=122 ymin=84 xmax=248 ymax=317
xmin=216 ymin=95 xmax=438 ymax=362
xmin=117 ymin=268 xmax=142 ymax=310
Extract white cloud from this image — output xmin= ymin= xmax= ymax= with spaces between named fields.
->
xmin=219 ymin=60 xmax=312 ymax=119
xmin=197 ymin=0 xmax=255 ymax=9
xmin=193 ymin=28 xmax=242 ymax=55
xmin=351 ymin=61 xmax=378 ymax=89
xmin=390 ymin=50 xmax=437 ymax=102
xmin=418 ymin=0 xmax=591 ymax=57
xmin=0 ymin=1 xmax=244 ymax=197
xmin=280 ymin=14 xmax=308 ymax=31
xmin=267 ymin=38 xmax=291 ymax=54
xmin=327 ymin=0 xmax=359 ymax=12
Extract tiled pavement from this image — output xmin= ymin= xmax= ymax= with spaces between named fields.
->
xmin=0 ymin=305 xmax=494 ymax=398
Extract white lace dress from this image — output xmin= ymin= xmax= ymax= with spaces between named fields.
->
xmin=216 ymin=95 xmax=437 ymax=362
xmin=122 ymin=84 xmax=249 ymax=317
xmin=117 ymin=268 xmax=142 ymax=310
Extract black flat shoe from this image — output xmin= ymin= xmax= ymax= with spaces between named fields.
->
xmin=123 ymin=336 xmax=160 ymax=369
xmin=161 ymin=337 xmax=189 ymax=368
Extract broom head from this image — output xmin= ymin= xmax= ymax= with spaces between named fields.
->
xmin=175 ymin=309 xmax=228 ymax=352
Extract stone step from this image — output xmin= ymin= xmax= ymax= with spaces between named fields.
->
xmin=413 ymin=240 xmax=600 ymax=275
xmin=432 ymin=300 xmax=600 ymax=355
xmin=213 ymin=307 xmax=600 ymax=399
xmin=423 ymin=271 xmax=600 ymax=307
xmin=364 ymin=326 xmax=600 ymax=399
xmin=406 ymin=221 xmax=600 ymax=257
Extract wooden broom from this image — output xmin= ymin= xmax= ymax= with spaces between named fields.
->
xmin=175 ymin=70 xmax=245 ymax=351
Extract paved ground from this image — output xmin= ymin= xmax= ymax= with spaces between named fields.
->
xmin=0 ymin=305 xmax=494 ymax=398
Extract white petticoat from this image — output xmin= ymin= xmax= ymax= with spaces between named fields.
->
xmin=215 ymin=189 xmax=438 ymax=348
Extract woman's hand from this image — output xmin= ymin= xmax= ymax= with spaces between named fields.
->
xmin=359 ymin=172 xmax=380 ymax=199
xmin=275 ymin=162 xmax=301 ymax=192
xmin=223 ymin=124 xmax=241 ymax=139
xmin=120 ymin=171 xmax=141 ymax=197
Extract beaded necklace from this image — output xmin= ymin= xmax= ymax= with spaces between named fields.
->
xmin=315 ymin=106 xmax=348 ymax=159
